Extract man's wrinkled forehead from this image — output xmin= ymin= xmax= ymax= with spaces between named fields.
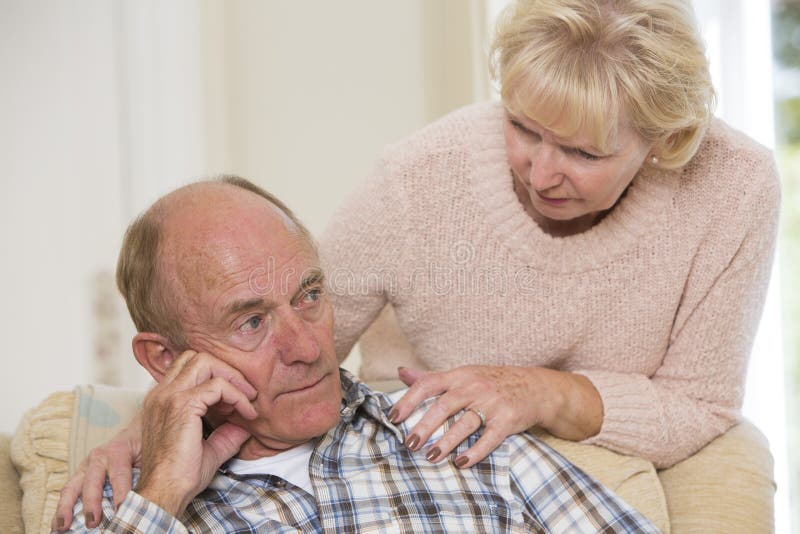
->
xmin=172 ymin=229 xmax=313 ymax=302
xmin=156 ymin=186 xmax=316 ymax=306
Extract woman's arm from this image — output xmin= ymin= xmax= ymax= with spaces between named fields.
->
xmin=580 ymin=164 xmax=780 ymax=467
xmin=319 ymin=153 xmax=412 ymax=361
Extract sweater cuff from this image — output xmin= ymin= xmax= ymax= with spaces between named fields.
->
xmin=575 ymin=369 xmax=664 ymax=457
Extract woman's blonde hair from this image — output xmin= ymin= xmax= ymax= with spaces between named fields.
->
xmin=490 ymin=0 xmax=716 ymax=168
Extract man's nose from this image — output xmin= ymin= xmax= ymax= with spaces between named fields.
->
xmin=529 ymin=143 xmax=564 ymax=191
xmin=273 ymin=310 xmax=320 ymax=364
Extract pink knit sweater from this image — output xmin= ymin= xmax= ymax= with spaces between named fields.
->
xmin=319 ymin=102 xmax=780 ymax=468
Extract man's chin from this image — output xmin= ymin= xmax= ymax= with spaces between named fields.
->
xmin=233 ymin=396 xmax=342 ymax=447
xmin=238 ymin=407 xmax=341 ymax=457
xmin=280 ymin=396 xmax=342 ymax=439
xmin=208 ymin=371 xmax=342 ymax=450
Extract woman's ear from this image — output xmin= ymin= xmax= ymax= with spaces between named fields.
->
xmin=132 ymin=332 xmax=178 ymax=382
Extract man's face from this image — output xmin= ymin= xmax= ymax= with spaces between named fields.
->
xmin=161 ymin=190 xmax=341 ymax=453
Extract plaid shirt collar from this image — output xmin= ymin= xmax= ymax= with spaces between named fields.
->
xmin=337 ymin=369 xmax=401 ymax=433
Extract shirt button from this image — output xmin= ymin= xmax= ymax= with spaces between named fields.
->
xmin=274 ymin=479 xmax=286 ymax=488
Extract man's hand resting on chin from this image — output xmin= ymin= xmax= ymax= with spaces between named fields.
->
xmin=52 ymin=349 xmax=258 ymax=531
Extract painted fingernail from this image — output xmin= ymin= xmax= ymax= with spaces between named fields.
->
xmin=426 ymin=446 xmax=441 ymax=462
xmin=56 ymin=516 xmax=65 ymax=529
xmin=405 ymin=434 xmax=420 ymax=450
xmin=397 ymin=366 xmax=406 ymax=373
xmin=388 ymin=408 xmax=399 ymax=423
xmin=86 ymin=511 xmax=95 ymax=525
xmin=455 ymin=455 xmax=469 ymax=468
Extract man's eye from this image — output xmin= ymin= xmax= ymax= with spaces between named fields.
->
xmin=240 ymin=315 xmax=263 ymax=332
xmin=295 ymin=288 xmax=324 ymax=310
xmin=302 ymin=288 xmax=322 ymax=304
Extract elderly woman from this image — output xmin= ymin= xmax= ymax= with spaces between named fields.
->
xmin=55 ymin=0 xmax=779 ymax=531
xmin=324 ymin=0 xmax=779 ymax=471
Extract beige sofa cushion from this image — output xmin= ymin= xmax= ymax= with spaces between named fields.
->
xmin=10 ymin=386 xmax=143 ymax=534
xmin=659 ymin=420 xmax=775 ymax=533
xmin=10 ymin=390 xmax=73 ymax=534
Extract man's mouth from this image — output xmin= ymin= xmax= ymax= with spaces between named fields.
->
xmin=283 ymin=374 xmax=328 ymax=396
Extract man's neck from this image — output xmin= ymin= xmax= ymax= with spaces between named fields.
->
xmin=236 ymin=435 xmax=307 ymax=460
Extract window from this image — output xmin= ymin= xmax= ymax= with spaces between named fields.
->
xmin=772 ymin=1 xmax=800 ymax=531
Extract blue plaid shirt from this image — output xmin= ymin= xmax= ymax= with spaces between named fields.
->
xmin=68 ymin=370 xmax=658 ymax=533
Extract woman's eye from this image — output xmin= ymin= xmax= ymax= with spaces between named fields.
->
xmin=510 ymin=119 xmax=530 ymax=134
xmin=576 ymin=149 xmax=601 ymax=161
xmin=510 ymin=119 xmax=542 ymax=142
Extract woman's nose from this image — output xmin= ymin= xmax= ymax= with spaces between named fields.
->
xmin=529 ymin=144 xmax=564 ymax=190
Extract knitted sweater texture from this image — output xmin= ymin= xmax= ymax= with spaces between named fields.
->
xmin=319 ymin=101 xmax=780 ymax=468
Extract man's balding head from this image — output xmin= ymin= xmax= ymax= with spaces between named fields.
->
xmin=116 ymin=176 xmax=314 ymax=348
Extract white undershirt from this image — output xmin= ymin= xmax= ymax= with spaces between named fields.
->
xmin=226 ymin=441 xmax=315 ymax=494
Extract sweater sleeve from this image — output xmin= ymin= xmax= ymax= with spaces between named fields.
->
xmin=579 ymin=155 xmax=781 ymax=468
xmin=319 ymin=154 xmax=412 ymax=361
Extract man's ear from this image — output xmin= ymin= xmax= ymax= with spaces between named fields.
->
xmin=132 ymin=332 xmax=179 ymax=382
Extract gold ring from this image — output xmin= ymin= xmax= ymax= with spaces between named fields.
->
xmin=469 ymin=408 xmax=486 ymax=427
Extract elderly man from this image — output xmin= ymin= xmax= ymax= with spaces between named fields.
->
xmin=62 ymin=177 xmax=656 ymax=532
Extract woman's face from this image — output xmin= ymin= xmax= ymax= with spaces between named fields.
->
xmin=502 ymin=109 xmax=652 ymax=236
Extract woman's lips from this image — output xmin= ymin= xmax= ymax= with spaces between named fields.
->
xmin=536 ymin=190 xmax=570 ymax=205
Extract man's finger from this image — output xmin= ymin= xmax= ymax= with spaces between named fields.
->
xmin=168 ymin=351 xmax=257 ymax=401
xmin=185 ymin=376 xmax=260 ymax=421
xmin=108 ymin=464 xmax=134 ymax=510
xmin=204 ymin=422 xmax=251 ymax=468
xmin=160 ymin=349 xmax=199 ymax=383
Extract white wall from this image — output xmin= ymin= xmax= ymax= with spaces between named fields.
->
xmin=218 ymin=0 xmax=485 ymax=236
xmin=0 ymin=1 xmax=131 ymax=432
